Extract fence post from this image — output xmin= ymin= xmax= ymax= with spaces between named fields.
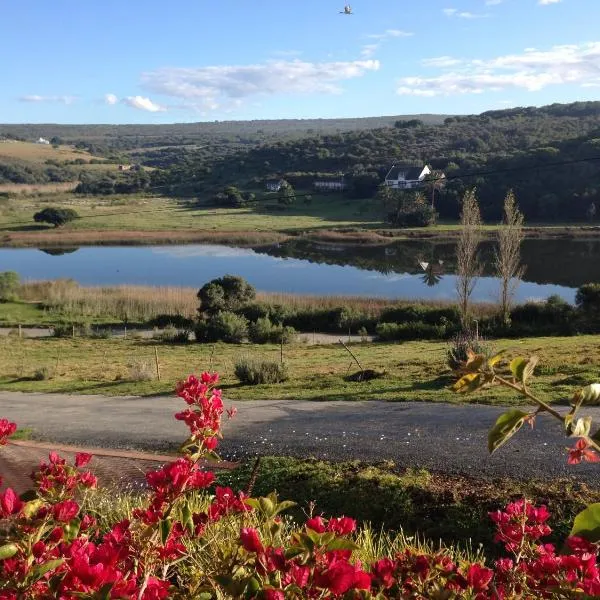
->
xmin=18 ymin=324 xmax=22 ymax=339
xmin=154 ymin=347 xmax=161 ymax=381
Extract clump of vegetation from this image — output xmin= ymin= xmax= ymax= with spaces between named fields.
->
xmin=197 ymin=275 xmax=256 ymax=316
xmin=248 ymin=316 xmax=297 ymax=344
xmin=0 ymin=271 xmax=19 ymax=302
xmin=154 ymin=325 xmax=190 ymax=344
xmin=376 ymin=321 xmax=446 ymax=341
xmin=32 ymin=366 xmax=54 ymax=381
xmin=33 ymin=206 xmax=79 ymax=227
xmin=127 ymin=360 xmax=154 ymax=382
xmin=447 ymin=330 xmax=494 ymax=373
xmin=234 ymin=357 xmax=289 ymax=384
xmin=195 ymin=311 xmax=249 ymax=344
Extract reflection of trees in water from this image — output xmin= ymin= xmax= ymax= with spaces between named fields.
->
xmin=418 ymin=260 xmax=445 ymax=287
xmin=38 ymin=247 xmax=80 ymax=256
xmin=256 ymin=238 xmax=600 ymax=288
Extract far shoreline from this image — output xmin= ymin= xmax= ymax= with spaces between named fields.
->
xmin=2 ymin=224 xmax=600 ymax=249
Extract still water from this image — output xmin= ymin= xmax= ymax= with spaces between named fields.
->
xmin=1 ymin=238 xmax=598 ymax=303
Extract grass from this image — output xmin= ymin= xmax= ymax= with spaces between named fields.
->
xmin=217 ymin=456 xmax=598 ymax=556
xmin=0 ymin=302 xmax=54 ymax=326
xmin=0 ymin=141 xmax=98 ymax=164
xmin=0 ymin=334 xmax=598 ymax=403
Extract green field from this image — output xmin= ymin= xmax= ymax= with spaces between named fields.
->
xmin=0 ymin=335 xmax=597 ymax=403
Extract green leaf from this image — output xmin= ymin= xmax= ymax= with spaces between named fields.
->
xmin=0 ymin=543 xmax=18 ymax=560
xmin=488 ymin=410 xmax=529 ymax=454
xmin=258 ymin=496 xmax=275 ymax=517
xmin=94 ymin=583 xmax=114 ymax=600
xmin=31 ymin=558 xmax=64 ymax=581
xmin=522 ymin=355 xmax=539 ymax=384
xmin=245 ymin=577 xmax=261 ymax=595
xmin=326 ymin=538 xmax=360 ymax=551
xmin=159 ymin=519 xmax=172 ymax=545
xmin=181 ymin=501 xmax=194 ymax=535
xmin=22 ymin=499 xmax=45 ymax=519
xmin=64 ymin=518 xmax=81 ymax=542
xmin=570 ymin=504 xmax=600 ymax=543
xmin=243 ymin=498 xmax=261 ymax=510
xmin=19 ymin=489 xmax=38 ymax=502
xmin=509 ymin=357 xmax=527 ymax=380
xmin=273 ymin=500 xmax=297 ymax=516
xmin=488 ymin=351 xmax=506 ymax=368
xmin=283 ymin=546 xmax=304 ymax=560
xmin=574 ymin=384 xmax=600 ymax=406
xmin=451 ymin=373 xmax=485 ymax=394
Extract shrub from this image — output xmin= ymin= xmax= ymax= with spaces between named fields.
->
xmin=33 ymin=206 xmax=79 ymax=227
xmin=248 ymin=317 xmax=297 ymax=344
xmin=127 ymin=360 xmax=155 ymax=381
xmin=234 ymin=357 xmax=289 ymax=384
xmin=32 ymin=366 xmax=53 ymax=381
xmin=0 ymin=271 xmax=19 ymax=302
xmin=447 ymin=330 xmax=494 ymax=372
xmin=195 ymin=311 xmax=249 ymax=343
xmin=508 ymin=295 xmax=576 ymax=336
xmin=576 ymin=283 xmax=600 ymax=330
xmin=197 ymin=275 xmax=256 ymax=315
xmin=154 ymin=325 xmax=190 ymax=344
xmin=376 ymin=321 xmax=446 ymax=341
xmin=147 ymin=314 xmax=195 ymax=329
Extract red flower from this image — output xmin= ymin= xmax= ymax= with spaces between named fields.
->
xmin=142 ymin=578 xmax=171 ymax=599
xmin=568 ymin=439 xmax=600 ymax=464
xmin=0 ymin=419 xmax=17 ymax=445
xmin=316 ymin=560 xmax=371 ymax=595
xmin=263 ymin=590 xmax=284 ymax=600
xmin=328 ymin=516 xmax=356 ymax=536
xmin=0 ymin=488 xmax=23 ymax=518
xmin=372 ymin=558 xmax=396 ymax=589
xmin=52 ymin=499 xmax=80 ymax=522
xmin=465 ymin=563 xmax=494 ymax=592
xmin=306 ymin=516 xmax=326 ymax=533
xmin=240 ymin=528 xmax=264 ymax=554
xmin=75 ymin=452 xmax=93 ymax=467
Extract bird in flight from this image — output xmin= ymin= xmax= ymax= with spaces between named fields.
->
xmin=340 ymin=5 xmax=353 ymax=14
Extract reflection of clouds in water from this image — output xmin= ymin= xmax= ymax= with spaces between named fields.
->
xmin=150 ymin=245 xmax=257 ymax=259
xmin=366 ymin=273 xmax=411 ymax=283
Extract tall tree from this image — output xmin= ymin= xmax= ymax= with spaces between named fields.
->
xmin=456 ymin=189 xmax=482 ymax=328
xmin=495 ymin=190 xmax=525 ymax=326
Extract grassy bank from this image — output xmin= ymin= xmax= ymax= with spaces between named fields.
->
xmin=217 ymin=457 xmax=598 ymax=556
xmin=0 ymin=335 xmax=597 ymax=402
xmin=2 ymin=194 xmax=600 ymax=248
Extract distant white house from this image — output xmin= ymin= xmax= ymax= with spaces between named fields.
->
xmin=314 ymin=177 xmax=347 ymax=192
xmin=36 ymin=137 xmax=50 ymax=145
xmin=265 ymin=178 xmax=286 ymax=192
xmin=384 ymin=163 xmax=431 ymax=189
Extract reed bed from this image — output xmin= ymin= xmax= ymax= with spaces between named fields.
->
xmin=18 ymin=281 xmax=498 ymax=324
xmin=19 ymin=281 xmax=198 ymax=323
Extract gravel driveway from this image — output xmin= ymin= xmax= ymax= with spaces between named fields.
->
xmin=1 ymin=391 xmax=599 ymax=484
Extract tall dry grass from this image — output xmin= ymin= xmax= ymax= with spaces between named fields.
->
xmin=19 ymin=281 xmax=198 ymax=323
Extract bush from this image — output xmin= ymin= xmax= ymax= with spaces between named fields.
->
xmin=147 ymin=314 xmax=195 ymax=329
xmin=128 ymin=360 xmax=155 ymax=381
xmin=197 ymin=275 xmax=256 ymax=315
xmin=33 ymin=206 xmax=79 ymax=227
xmin=248 ymin=317 xmax=297 ymax=344
xmin=195 ymin=311 xmax=248 ymax=343
xmin=32 ymin=366 xmax=53 ymax=381
xmin=576 ymin=283 xmax=600 ymax=330
xmin=0 ymin=271 xmax=19 ymax=302
xmin=376 ymin=321 xmax=447 ymax=341
xmin=508 ymin=295 xmax=576 ymax=336
xmin=446 ymin=330 xmax=494 ymax=372
xmin=234 ymin=357 xmax=289 ymax=384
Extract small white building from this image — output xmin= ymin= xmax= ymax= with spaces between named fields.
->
xmin=314 ymin=178 xmax=347 ymax=192
xmin=384 ymin=164 xmax=431 ymax=189
xmin=36 ymin=137 xmax=50 ymax=145
xmin=265 ymin=179 xmax=286 ymax=192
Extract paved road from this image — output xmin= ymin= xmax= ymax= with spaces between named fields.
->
xmin=1 ymin=391 xmax=599 ymax=484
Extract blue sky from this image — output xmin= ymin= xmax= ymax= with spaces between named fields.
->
xmin=2 ymin=0 xmax=598 ymax=123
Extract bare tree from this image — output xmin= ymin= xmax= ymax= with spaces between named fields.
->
xmin=495 ymin=190 xmax=525 ymax=326
xmin=456 ymin=189 xmax=482 ymax=328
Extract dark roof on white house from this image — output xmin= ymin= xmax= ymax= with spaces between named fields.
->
xmin=386 ymin=164 xmax=426 ymax=181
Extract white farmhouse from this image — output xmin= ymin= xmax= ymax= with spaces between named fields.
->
xmin=36 ymin=137 xmax=50 ymax=145
xmin=265 ymin=178 xmax=286 ymax=192
xmin=384 ymin=163 xmax=431 ymax=190
xmin=313 ymin=177 xmax=347 ymax=192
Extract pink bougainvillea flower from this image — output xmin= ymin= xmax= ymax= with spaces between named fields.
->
xmin=0 ymin=418 xmax=17 ymax=445
xmin=52 ymin=500 xmax=80 ymax=522
xmin=568 ymin=439 xmax=600 ymax=464
xmin=240 ymin=528 xmax=264 ymax=554
xmin=75 ymin=452 xmax=93 ymax=468
xmin=0 ymin=488 xmax=23 ymax=518
xmin=306 ymin=516 xmax=327 ymax=533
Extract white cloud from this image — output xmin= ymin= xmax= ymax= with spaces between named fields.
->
xmin=397 ymin=42 xmax=600 ymax=96
xmin=141 ymin=59 xmax=380 ymax=111
xmin=421 ymin=56 xmax=462 ymax=68
xmin=361 ymin=29 xmax=413 ymax=59
xmin=443 ymin=7 xmax=488 ymax=18
xmin=19 ymin=95 xmax=76 ymax=104
xmin=104 ymin=93 xmax=118 ymax=105
xmin=366 ymin=29 xmax=413 ymax=40
xmin=122 ymin=95 xmax=166 ymax=112
xmin=539 ymin=0 xmax=561 ymax=4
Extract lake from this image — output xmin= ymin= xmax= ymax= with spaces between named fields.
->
xmin=1 ymin=238 xmax=598 ymax=303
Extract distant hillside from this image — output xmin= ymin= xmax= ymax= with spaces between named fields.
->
xmin=153 ymin=101 xmax=600 ymax=223
xmin=0 ymin=114 xmax=450 ymax=152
